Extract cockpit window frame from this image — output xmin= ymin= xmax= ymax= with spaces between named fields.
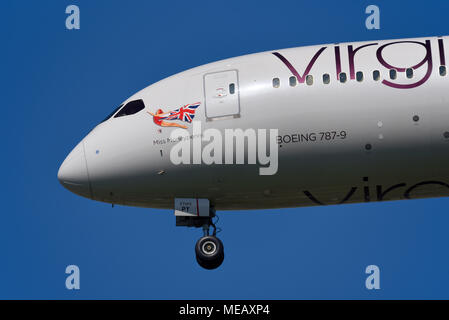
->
xmin=113 ymin=99 xmax=146 ymax=119
xmin=100 ymin=103 xmax=124 ymax=124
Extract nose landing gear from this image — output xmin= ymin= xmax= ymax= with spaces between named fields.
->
xmin=175 ymin=199 xmax=224 ymax=270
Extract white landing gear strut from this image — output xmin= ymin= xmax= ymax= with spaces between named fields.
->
xmin=174 ymin=198 xmax=224 ymax=269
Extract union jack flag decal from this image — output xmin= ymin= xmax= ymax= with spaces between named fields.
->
xmin=162 ymin=102 xmax=201 ymax=123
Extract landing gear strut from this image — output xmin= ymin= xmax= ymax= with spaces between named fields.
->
xmin=175 ymin=201 xmax=224 ymax=270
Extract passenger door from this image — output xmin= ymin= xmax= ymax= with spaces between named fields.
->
xmin=204 ymin=70 xmax=240 ymax=120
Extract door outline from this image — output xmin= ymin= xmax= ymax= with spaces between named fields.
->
xmin=203 ymin=69 xmax=241 ymax=121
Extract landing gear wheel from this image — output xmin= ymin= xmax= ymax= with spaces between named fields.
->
xmin=195 ymin=236 xmax=224 ymax=270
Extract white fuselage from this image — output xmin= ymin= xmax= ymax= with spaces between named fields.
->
xmin=58 ymin=36 xmax=449 ymax=210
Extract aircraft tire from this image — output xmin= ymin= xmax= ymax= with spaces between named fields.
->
xmin=195 ymin=236 xmax=224 ymax=269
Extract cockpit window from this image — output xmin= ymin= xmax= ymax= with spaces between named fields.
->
xmin=114 ymin=99 xmax=145 ymax=118
xmin=101 ymin=104 xmax=123 ymax=123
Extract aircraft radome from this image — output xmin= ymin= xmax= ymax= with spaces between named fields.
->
xmin=58 ymin=35 xmax=449 ymax=269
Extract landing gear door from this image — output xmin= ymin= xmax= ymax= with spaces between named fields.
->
xmin=204 ymin=70 xmax=240 ymax=120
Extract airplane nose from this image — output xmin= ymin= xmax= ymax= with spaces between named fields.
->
xmin=58 ymin=141 xmax=92 ymax=198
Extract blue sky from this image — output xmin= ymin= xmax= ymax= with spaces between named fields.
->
xmin=1 ymin=0 xmax=449 ymax=299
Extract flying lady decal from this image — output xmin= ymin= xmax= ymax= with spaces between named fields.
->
xmin=148 ymin=102 xmax=201 ymax=129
